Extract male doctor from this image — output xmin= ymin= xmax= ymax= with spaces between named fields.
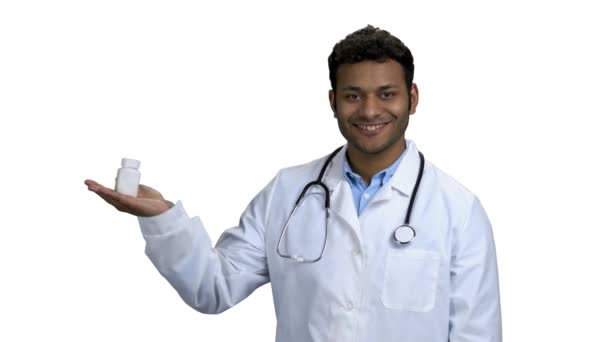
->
xmin=85 ymin=25 xmax=502 ymax=341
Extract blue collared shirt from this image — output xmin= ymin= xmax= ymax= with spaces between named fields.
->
xmin=343 ymin=142 xmax=409 ymax=216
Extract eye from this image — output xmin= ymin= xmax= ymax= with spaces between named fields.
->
xmin=381 ymin=91 xmax=396 ymax=99
xmin=344 ymin=94 xmax=360 ymax=101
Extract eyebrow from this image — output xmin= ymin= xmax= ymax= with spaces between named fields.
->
xmin=340 ymin=84 xmax=401 ymax=92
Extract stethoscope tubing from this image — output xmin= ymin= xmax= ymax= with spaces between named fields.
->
xmin=277 ymin=146 xmax=425 ymax=262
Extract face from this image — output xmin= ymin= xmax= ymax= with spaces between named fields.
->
xmin=329 ymin=59 xmax=418 ymax=158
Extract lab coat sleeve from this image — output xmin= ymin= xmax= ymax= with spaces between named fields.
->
xmin=136 ymin=176 xmax=277 ymax=314
xmin=449 ymin=196 xmax=502 ymax=342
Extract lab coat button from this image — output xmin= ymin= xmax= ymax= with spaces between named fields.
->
xmin=344 ymin=301 xmax=354 ymax=311
xmin=351 ymin=249 xmax=361 ymax=256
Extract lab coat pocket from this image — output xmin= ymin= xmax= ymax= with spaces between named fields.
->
xmin=382 ymin=249 xmax=440 ymax=312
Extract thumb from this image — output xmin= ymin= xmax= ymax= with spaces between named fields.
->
xmin=137 ymin=184 xmax=163 ymax=199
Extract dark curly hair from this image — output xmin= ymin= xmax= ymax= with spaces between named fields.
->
xmin=328 ymin=25 xmax=414 ymax=92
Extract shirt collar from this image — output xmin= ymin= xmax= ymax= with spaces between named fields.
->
xmin=343 ymin=141 xmax=409 ymax=188
xmin=323 ymin=138 xmax=422 ymax=198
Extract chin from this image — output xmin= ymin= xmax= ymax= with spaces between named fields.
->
xmin=351 ymin=141 xmax=391 ymax=155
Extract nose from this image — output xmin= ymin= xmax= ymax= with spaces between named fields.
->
xmin=361 ymin=96 xmax=382 ymax=118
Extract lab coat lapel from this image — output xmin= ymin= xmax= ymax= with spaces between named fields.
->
xmin=329 ymin=182 xmax=360 ymax=231
xmin=323 ymin=146 xmax=361 ymax=238
xmin=390 ymin=139 xmax=424 ymax=198
xmin=362 ymin=139 xmax=423 ymax=206
xmin=312 ymin=140 xmax=423 ymax=241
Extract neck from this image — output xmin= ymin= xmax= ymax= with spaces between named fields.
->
xmin=347 ymin=140 xmax=406 ymax=184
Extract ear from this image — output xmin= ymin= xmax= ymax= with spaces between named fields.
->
xmin=408 ymin=83 xmax=419 ymax=115
xmin=329 ymin=89 xmax=337 ymax=118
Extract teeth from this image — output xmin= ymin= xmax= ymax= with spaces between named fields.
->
xmin=359 ymin=124 xmax=385 ymax=131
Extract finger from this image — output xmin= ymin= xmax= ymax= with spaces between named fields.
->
xmin=100 ymin=187 xmax=140 ymax=205
xmin=96 ymin=191 xmax=127 ymax=210
xmin=140 ymin=186 xmax=166 ymax=202
xmin=86 ymin=180 xmax=110 ymax=193
xmin=137 ymin=184 xmax=153 ymax=194
xmin=97 ymin=190 xmax=139 ymax=213
xmin=85 ymin=181 xmax=97 ymax=191
xmin=84 ymin=179 xmax=104 ymax=188
xmin=138 ymin=184 xmax=160 ymax=193
xmin=137 ymin=184 xmax=161 ymax=198
xmin=94 ymin=186 xmax=120 ymax=202
xmin=93 ymin=186 xmax=127 ymax=204
xmin=91 ymin=182 xmax=143 ymax=211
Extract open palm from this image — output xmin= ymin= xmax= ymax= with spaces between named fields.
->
xmin=85 ymin=179 xmax=173 ymax=217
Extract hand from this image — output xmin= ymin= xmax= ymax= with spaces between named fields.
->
xmin=84 ymin=179 xmax=174 ymax=217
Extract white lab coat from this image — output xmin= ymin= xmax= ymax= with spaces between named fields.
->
xmin=138 ymin=139 xmax=502 ymax=342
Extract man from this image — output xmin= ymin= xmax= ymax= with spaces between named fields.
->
xmin=85 ymin=25 xmax=502 ymax=341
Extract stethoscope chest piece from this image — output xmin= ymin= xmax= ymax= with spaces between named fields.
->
xmin=393 ymin=224 xmax=416 ymax=245
xmin=277 ymin=147 xmax=425 ymax=262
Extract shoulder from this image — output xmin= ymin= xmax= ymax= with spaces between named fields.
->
xmin=273 ymin=154 xmax=330 ymax=190
xmin=249 ymin=153 xmax=334 ymax=221
xmin=427 ymin=160 xmax=476 ymax=199
xmin=423 ymin=159 xmax=479 ymax=224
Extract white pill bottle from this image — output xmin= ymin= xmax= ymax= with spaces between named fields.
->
xmin=115 ymin=158 xmax=141 ymax=197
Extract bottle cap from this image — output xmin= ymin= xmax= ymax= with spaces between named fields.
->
xmin=121 ymin=158 xmax=141 ymax=169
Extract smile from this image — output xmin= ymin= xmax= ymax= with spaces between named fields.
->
xmin=355 ymin=123 xmax=388 ymax=131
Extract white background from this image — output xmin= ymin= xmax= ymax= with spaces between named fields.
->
xmin=1 ymin=0 xmax=607 ymax=340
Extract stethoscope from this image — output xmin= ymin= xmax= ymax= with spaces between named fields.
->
xmin=277 ymin=146 xmax=425 ymax=263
